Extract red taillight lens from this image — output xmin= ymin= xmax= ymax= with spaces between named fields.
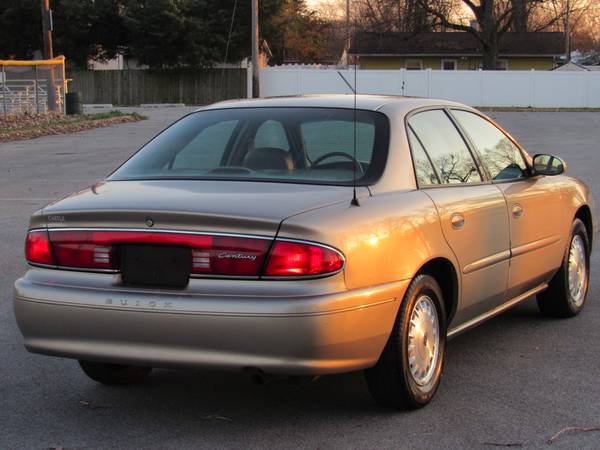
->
xmin=264 ymin=241 xmax=344 ymax=277
xmin=42 ymin=230 xmax=270 ymax=275
xmin=50 ymin=230 xmax=116 ymax=270
xmin=191 ymin=235 xmax=269 ymax=276
xmin=25 ymin=230 xmax=55 ymax=266
xmin=26 ymin=229 xmax=344 ymax=279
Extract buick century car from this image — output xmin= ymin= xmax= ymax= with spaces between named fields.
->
xmin=14 ymin=95 xmax=596 ymax=409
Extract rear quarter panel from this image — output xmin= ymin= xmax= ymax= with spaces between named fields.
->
xmin=278 ymin=190 xmax=459 ymax=292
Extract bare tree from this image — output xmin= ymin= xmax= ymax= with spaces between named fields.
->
xmin=531 ymin=0 xmax=595 ymax=60
xmin=356 ymin=0 xmax=438 ymax=33
xmin=419 ymin=0 xmax=518 ymax=69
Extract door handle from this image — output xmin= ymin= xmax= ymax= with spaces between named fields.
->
xmin=512 ymin=204 xmax=524 ymax=219
xmin=451 ymin=213 xmax=465 ymax=229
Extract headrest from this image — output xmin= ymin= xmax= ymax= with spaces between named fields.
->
xmin=243 ymin=147 xmax=294 ymax=171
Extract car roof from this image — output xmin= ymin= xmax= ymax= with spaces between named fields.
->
xmin=198 ymin=94 xmax=469 ymax=115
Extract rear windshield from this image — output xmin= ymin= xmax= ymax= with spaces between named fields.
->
xmin=109 ymin=107 xmax=390 ymax=186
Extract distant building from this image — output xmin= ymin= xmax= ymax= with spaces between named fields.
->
xmin=553 ymin=61 xmax=600 ymax=71
xmin=88 ymin=54 xmax=146 ymax=70
xmin=348 ymin=32 xmax=564 ymax=70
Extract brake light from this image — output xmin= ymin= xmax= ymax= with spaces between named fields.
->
xmin=25 ymin=230 xmax=55 ymax=266
xmin=29 ymin=230 xmax=269 ymax=275
xmin=25 ymin=229 xmax=344 ymax=278
xmin=264 ymin=241 xmax=344 ymax=277
xmin=50 ymin=230 xmax=116 ymax=270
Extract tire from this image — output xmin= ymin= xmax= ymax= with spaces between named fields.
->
xmin=79 ymin=360 xmax=152 ymax=385
xmin=537 ymin=218 xmax=590 ymax=318
xmin=365 ymin=274 xmax=447 ymax=410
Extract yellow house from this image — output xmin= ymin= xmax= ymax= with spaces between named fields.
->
xmin=349 ymin=32 xmax=564 ymax=71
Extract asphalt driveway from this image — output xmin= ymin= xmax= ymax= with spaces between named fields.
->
xmin=1 ymin=107 xmax=599 ymax=449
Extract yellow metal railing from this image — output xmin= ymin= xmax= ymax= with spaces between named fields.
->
xmin=1 ymin=56 xmax=67 ymax=115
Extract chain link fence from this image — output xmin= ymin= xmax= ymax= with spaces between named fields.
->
xmin=0 ymin=56 xmax=66 ymax=115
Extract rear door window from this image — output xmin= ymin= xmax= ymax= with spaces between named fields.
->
xmin=407 ymin=127 xmax=439 ymax=186
xmin=408 ymin=110 xmax=482 ymax=184
xmin=452 ymin=110 xmax=528 ymax=181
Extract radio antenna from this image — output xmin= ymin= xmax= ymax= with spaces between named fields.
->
xmin=350 ymin=1 xmax=360 ymax=207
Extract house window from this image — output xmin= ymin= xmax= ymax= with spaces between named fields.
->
xmin=405 ymin=59 xmax=423 ymax=70
xmin=497 ymin=59 xmax=509 ymax=70
xmin=441 ymin=59 xmax=457 ymax=70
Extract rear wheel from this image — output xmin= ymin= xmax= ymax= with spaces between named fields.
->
xmin=79 ymin=360 xmax=152 ymax=385
xmin=365 ymin=274 xmax=446 ymax=410
xmin=537 ymin=218 xmax=590 ymax=318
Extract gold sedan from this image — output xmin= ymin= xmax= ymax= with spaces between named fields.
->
xmin=14 ymin=95 xmax=597 ymax=410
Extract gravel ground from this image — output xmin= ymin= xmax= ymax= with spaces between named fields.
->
xmin=1 ymin=106 xmax=599 ymax=449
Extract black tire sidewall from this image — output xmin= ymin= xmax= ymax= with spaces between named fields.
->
xmin=399 ymin=275 xmax=447 ymax=405
xmin=562 ymin=219 xmax=590 ymax=315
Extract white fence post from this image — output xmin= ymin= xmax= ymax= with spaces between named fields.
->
xmin=426 ymin=69 xmax=432 ymax=98
xmin=478 ymin=69 xmax=484 ymax=107
xmin=585 ymin=71 xmax=591 ymax=109
xmin=529 ymin=69 xmax=535 ymax=108
xmin=400 ymin=68 xmax=406 ymax=96
xmin=247 ymin=63 xmax=253 ymax=99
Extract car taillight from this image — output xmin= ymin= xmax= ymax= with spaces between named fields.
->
xmin=27 ymin=230 xmax=270 ymax=275
xmin=25 ymin=230 xmax=55 ymax=266
xmin=25 ymin=229 xmax=344 ymax=278
xmin=264 ymin=241 xmax=344 ymax=277
xmin=49 ymin=230 xmax=116 ymax=270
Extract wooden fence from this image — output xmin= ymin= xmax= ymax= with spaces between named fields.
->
xmin=67 ymin=69 xmax=247 ymax=106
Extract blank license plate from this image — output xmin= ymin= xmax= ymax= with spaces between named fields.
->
xmin=120 ymin=244 xmax=191 ymax=288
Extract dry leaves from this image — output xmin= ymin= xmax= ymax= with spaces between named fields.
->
xmin=0 ymin=111 xmax=144 ymax=143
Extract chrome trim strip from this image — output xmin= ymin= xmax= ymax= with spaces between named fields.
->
xmin=511 ymin=235 xmax=561 ymax=258
xmin=27 ymin=263 xmax=119 ymax=274
xmin=462 ymin=250 xmax=511 ymax=274
xmin=447 ymin=283 xmax=548 ymax=339
xmin=261 ymin=268 xmax=345 ymax=281
xmin=190 ymin=274 xmax=260 ymax=280
xmin=29 ymin=227 xmax=274 ymax=241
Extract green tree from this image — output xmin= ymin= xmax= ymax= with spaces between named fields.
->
xmin=0 ymin=0 xmax=42 ymax=60
xmin=122 ymin=0 xmax=187 ymax=68
xmin=52 ymin=0 xmax=97 ymax=66
xmin=0 ymin=0 xmax=315 ymax=68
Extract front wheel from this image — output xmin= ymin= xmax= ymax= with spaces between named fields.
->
xmin=365 ymin=274 xmax=446 ymax=410
xmin=537 ymin=218 xmax=590 ymax=318
xmin=79 ymin=360 xmax=152 ymax=385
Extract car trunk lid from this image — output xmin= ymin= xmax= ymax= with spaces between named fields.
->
xmin=39 ymin=180 xmax=355 ymax=235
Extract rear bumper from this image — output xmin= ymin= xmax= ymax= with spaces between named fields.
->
xmin=14 ymin=269 xmax=407 ymax=375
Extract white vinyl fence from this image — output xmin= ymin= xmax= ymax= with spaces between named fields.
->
xmin=259 ymin=68 xmax=600 ymax=108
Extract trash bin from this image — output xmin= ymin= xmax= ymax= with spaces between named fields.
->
xmin=65 ymin=92 xmax=83 ymax=115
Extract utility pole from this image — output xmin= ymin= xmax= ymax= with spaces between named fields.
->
xmin=41 ymin=0 xmax=54 ymax=59
xmin=346 ymin=0 xmax=350 ymax=52
xmin=564 ymin=0 xmax=571 ymax=63
xmin=41 ymin=0 xmax=58 ymax=111
xmin=251 ymin=0 xmax=260 ymax=98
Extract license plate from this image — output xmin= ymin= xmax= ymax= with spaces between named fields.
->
xmin=120 ymin=244 xmax=191 ymax=288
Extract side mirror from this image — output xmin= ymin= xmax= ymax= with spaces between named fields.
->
xmin=532 ymin=154 xmax=566 ymax=176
